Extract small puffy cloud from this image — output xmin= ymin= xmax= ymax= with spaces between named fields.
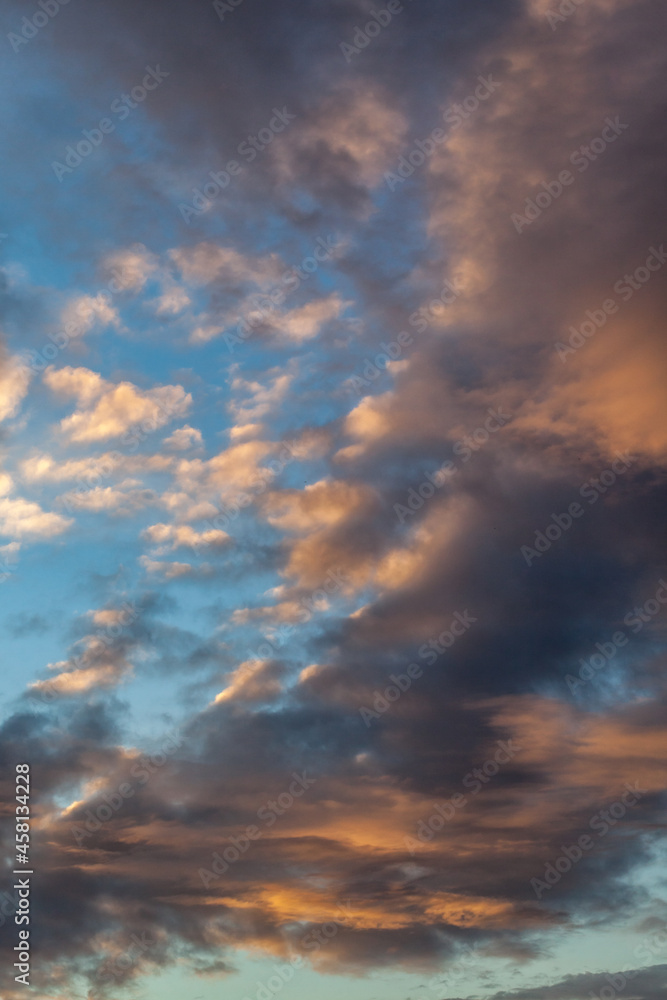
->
xmin=159 ymin=491 xmax=220 ymax=523
xmin=169 ymin=243 xmax=283 ymax=287
xmin=229 ymin=372 xmax=292 ymax=426
xmin=22 ymin=451 xmax=174 ymax=483
xmin=89 ymin=605 xmax=137 ymax=628
xmin=28 ymin=600 xmax=143 ymax=698
xmin=278 ymin=294 xmax=347 ymax=343
xmin=0 ymin=495 xmax=72 ymax=540
xmin=262 ymin=478 xmax=371 ymax=533
xmin=0 ymin=351 xmax=31 ymax=422
xmin=139 ymin=556 xmax=197 ymax=579
xmin=44 ymin=365 xmax=192 ymax=443
xmin=58 ymin=482 xmax=157 ymax=516
xmin=102 ymin=243 xmax=159 ymax=292
xmin=212 ymin=659 xmax=286 ymax=705
xmin=30 ymin=664 xmax=128 ymax=696
xmin=189 ymin=320 xmax=226 ymax=345
xmin=44 ymin=365 xmax=106 ymax=406
xmin=229 ymin=423 xmax=265 ymax=442
xmin=163 ymin=424 xmax=203 ymax=451
xmin=22 ymin=451 xmax=122 ymax=483
xmin=152 ymin=283 xmax=191 ymax=316
xmin=142 ymin=522 xmax=229 ymax=553
xmin=174 ymin=438 xmax=284 ymax=502
xmin=60 ymin=293 xmax=121 ymax=339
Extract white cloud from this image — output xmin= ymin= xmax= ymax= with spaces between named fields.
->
xmin=58 ymin=482 xmax=157 ymax=515
xmin=169 ymin=243 xmax=283 ymax=287
xmin=102 ymin=243 xmax=159 ymax=292
xmin=44 ymin=365 xmax=192 ymax=443
xmin=162 ymin=425 xmax=203 ymax=451
xmin=0 ymin=496 xmax=72 ymax=540
xmin=152 ymin=284 xmax=191 ymax=317
xmin=277 ymin=294 xmax=347 ymax=342
xmin=60 ymin=293 xmax=121 ymax=339
xmin=139 ymin=556 xmax=198 ymax=579
xmin=142 ymin=522 xmax=229 ymax=553
xmin=0 ymin=353 xmax=31 ymax=422
xmin=229 ymin=372 xmax=292 ymax=426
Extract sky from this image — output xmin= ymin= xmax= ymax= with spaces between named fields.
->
xmin=0 ymin=0 xmax=666 ymax=998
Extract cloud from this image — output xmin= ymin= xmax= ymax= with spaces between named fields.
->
xmin=229 ymin=371 xmax=293 ymax=426
xmin=102 ymin=243 xmax=159 ymax=292
xmin=2 ymin=0 xmax=667 ymax=996
xmin=142 ymin=522 xmax=229 ymax=553
xmin=212 ymin=658 xmax=286 ymax=705
xmin=277 ymin=294 xmax=348 ymax=342
xmin=60 ymin=292 xmax=121 ymax=339
xmin=0 ymin=350 xmax=31 ymax=421
xmin=30 ymin=662 xmax=130 ymax=696
xmin=169 ymin=243 xmax=283 ymax=287
xmin=139 ymin=556 xmax=199 ymax=579
xmin=44 ymin=365 xmax=192 ymax=443
xmin=152 ymin=283 xmax=191 ymax=316
xmin=0 ymin=495 xmax=72 ymax=540
xmin=21 ymin=450 xmax=174 ymax=482
xmin=274 ymin=86 xmax=408 ymax=196
xmin=162 ymin=424 xmax=204 ymax=450
xmin=57 ymin=482 xmax=157 ymax=515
